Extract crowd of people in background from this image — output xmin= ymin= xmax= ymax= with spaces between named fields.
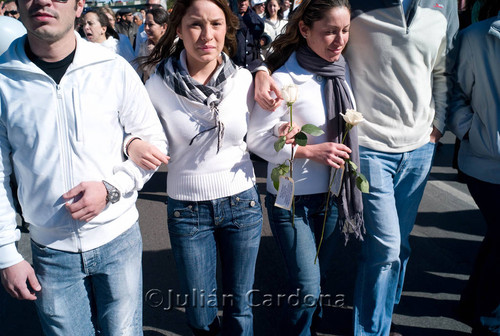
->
xmin=0 ymin=0 xmax=499 ymax=335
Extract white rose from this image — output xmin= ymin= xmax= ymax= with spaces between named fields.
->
xmin=340 ymin=109 xmax=364 ymax=126
xmin=281 ymin=84 xmax=299 ymax=105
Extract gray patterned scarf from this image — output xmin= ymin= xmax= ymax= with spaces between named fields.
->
xmin=296 ymin=44 xmax=365 ymax=243
xmin=158 ymin=51 xmax=237 ymax=153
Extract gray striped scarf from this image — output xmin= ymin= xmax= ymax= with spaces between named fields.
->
xmin=158 ymin=51 xmax=237 ymax=153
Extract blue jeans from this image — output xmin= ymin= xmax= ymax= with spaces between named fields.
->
xmin=266 ymin=192 xmax=339 ymax=336
xmin=31 ymin=222 xmax=143 ymax=336
xmin=354 ymin=143 xmax=436 ymax=335
xmin=167 ymin=186 xmax=263 ymax=336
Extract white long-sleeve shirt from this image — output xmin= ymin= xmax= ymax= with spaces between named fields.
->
xmin=248 ymin=52 xmax=356 ymax=195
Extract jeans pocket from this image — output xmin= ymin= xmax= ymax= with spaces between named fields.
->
xmin=167 ymin=199 xmax=199 ymax=237
xmin=231 ymin=187 xmax=263 ymax=229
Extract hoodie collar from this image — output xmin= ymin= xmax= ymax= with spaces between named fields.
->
xmin=0 ymin=31 xmax=116 ymax=74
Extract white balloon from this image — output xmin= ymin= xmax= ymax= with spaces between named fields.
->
xmin=0 ymin=16 xmax=27 ymax=56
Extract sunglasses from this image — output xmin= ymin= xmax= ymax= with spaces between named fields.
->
xmin=5 ymin=10 xmax=18 ymax=15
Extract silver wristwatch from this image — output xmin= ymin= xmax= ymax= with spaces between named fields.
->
xmin=102 ymin=180 xmax=120 ymax=204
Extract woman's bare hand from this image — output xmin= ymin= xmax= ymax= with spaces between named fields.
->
xmin=127 ymin=139 xmax=170 ymax=170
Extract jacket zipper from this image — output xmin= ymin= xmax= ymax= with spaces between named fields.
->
xmin=56 ymin=83 xmax=82 ymax=253
xmin=399 ymin=4 xmax=409 ymax=34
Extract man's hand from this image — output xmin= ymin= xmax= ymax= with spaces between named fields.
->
xmin=1 ymin=260 xmax=41 ymax=301
xmin=430 ymin=126 xmax=443 ymax=143
xmin=0 ymin=2 xmax=5 ymax=16
xmin=63 ymin=181 xmax=108 ymax=222
xmin=254 ymin=70 xmax=283 ymax=111
xmin=127 ymin=139 xmax=170 ymax=170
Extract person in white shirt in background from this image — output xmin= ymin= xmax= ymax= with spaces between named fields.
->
xmin=101 ymin=6 xmax=135 ymax=58
xmin=82 ymin=8 xmax=135 ymax=64
xmin=261 ymin=0 xmax=287 ymax=58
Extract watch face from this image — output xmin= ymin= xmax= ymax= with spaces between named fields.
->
xmin=109 ymin=190 xmax=120 ymax=203
xmin=103 ymin=181 xmax=120 ymax=204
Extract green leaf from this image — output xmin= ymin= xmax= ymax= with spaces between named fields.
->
xmin=274 ymin=136 xmax=286 ymax=152
xmin=356 ymin=173 xmax=370 ymax=193
xmin=271 ymin=167 xmax=281 ymax=191
xmin=271 ymin=164 xmax=290 ymax=191
xmin=295 ymin=132 xmax=308 ymax=146
xmin=301 ymin=124 xmax=324 ymax=136
xmin=347 ymin=159 xmax=358 ymax=172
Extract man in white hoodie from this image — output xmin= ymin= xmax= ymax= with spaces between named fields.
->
xmin=0 ymin=0 xmax=168 ymax=334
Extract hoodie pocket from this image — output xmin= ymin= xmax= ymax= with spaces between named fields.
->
xmin=468 ymin=112 xmax=496 ymax=159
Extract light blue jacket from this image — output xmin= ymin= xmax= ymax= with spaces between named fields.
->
xmin=448 ymin=12 xmax=500 ymax=184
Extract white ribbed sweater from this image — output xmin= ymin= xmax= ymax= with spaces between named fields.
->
xmin=146 ymin=60 xmax=256 ymax=201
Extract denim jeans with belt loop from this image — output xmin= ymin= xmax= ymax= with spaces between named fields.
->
xmin=167 ymin=186 xmax=263 ymax=336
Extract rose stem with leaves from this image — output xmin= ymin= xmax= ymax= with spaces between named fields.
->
xmin=314 ymin=125 xmax=351 ymax=263
xmin=288 ymin=102 xmax=295 ymax=228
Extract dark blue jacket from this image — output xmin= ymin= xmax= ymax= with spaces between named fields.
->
xmin=233 ymin=8 xmax=264 ymax=69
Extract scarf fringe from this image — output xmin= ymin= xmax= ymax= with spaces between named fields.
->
xmin=339 ymin=212 xmax=365 ymax=245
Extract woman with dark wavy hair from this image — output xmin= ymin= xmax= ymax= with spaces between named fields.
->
xmin=136 ymin=7 xmax=169 ymax=80
xmin=129 ymin=0 xmax=263 ymax=334
xmin=248 ymin=0 xmax=360 ymax=334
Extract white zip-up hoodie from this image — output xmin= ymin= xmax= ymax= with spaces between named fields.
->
xmin=0 ymin=33 xmax=167 ymax=269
